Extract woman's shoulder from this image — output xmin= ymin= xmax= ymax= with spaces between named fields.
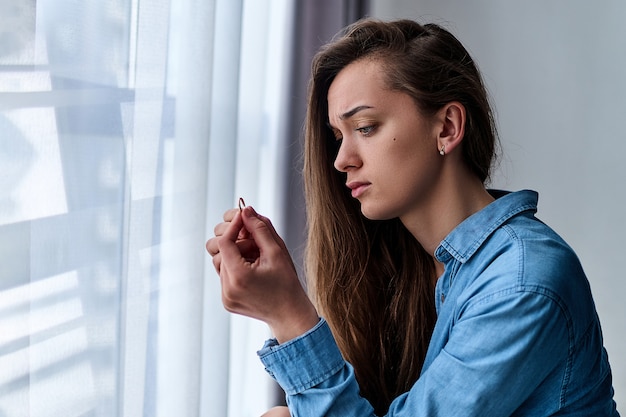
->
xmin=459 ymin=215 xmax=596 ymax=336
xmin=471 ymin=210 xmax=584 ymax=289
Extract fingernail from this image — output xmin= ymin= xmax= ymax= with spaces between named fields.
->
xmin=244 ymin=206 xmax=256 ymax=217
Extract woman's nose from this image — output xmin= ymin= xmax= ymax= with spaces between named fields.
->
xmin=333 ymin=137 xmax=360 ymax=172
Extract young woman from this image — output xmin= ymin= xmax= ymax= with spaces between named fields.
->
xmin=207 ymin=19 xmax=620 ymax=416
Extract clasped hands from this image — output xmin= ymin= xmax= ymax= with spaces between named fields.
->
xmin=206 ymin=205 xmax=319 ymax=343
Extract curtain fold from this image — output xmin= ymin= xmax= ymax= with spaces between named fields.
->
xmin=1 ymin=1 xmax=220 ymax=416
xmin=201 ymin=0 xmax=240 ymax=415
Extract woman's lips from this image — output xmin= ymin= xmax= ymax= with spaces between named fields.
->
xmin=347 ymin=182 xmax=371 ymax=198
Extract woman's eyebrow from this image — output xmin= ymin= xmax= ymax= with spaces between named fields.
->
xmin=327 ymin=105 xmax=374 ymax=129
xmin=340 ymin=105 xmax=373 ymax=120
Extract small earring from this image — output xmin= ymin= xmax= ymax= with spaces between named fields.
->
xmin=439 ymin=145 xmax=446 ymax=156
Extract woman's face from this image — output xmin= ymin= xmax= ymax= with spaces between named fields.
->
xmin=327 ymin=58 xmax=443 ymax=221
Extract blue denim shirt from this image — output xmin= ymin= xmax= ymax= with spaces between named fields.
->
xmin=258 ymin=190 xmax=620 ymax=416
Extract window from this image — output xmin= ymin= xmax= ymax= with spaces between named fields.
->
xmin=0 ymin=0 xmax=295 ymax=415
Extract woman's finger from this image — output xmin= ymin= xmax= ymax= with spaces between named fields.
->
xmin=222 ymin=208 xmax=239 ymax=222
xmin=239 ymin=207 xmax=284 ymax=257
xmin=213 ymin=208 xmax=241 ymax=238
xmin=215 ymin=208 xmax=249 ymax=240
xmin=217 ymin=211 xmax=248 ymax=265
xmin=214 ymin=222 xmax=228 ymax=237
xmin=244 ymin=208 xmax=296 ymax=272
xmin=211 ymin=252 xmax=221 ymax=273
xmin=245 ymin=208 xmax=292 ymax=256
xmin=206 ymin=237 xmax=219 ymax=256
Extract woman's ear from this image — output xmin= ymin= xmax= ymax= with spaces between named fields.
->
xmin=436 ymin=102 xmax=465 ymax=155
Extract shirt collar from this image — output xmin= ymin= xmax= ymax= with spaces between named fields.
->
xmin=434 ymin=189 xmax=539 ymax=264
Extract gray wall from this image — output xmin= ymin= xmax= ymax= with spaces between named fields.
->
xmin=371 ymin=1 xmax=625 ymax=411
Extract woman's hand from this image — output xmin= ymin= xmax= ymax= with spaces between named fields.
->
xmin=260 ymin=406 xmax=290 ymax=417
xmin=206 ymin=206 xmax=319 ymax=343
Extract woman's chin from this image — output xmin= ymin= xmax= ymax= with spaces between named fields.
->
xmin=360 ymin=205 xmax=394 ymax=221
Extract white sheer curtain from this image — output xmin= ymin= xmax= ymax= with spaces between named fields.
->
xmin=0 ymin=0 xmax=294 ymax=416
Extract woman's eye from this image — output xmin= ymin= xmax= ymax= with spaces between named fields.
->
xmin=356 ymin=125 xmax=375 ymax=136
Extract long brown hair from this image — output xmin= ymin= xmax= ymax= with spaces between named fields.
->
xmin=303 ymin=19 xmax=497 ymax=414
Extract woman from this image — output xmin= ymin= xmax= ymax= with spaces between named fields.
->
xmin=207 ymin=19 xmax=620 ymax=416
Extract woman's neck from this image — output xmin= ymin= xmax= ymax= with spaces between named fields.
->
xmin=401 ymin=170 xmax=494 ymax=259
